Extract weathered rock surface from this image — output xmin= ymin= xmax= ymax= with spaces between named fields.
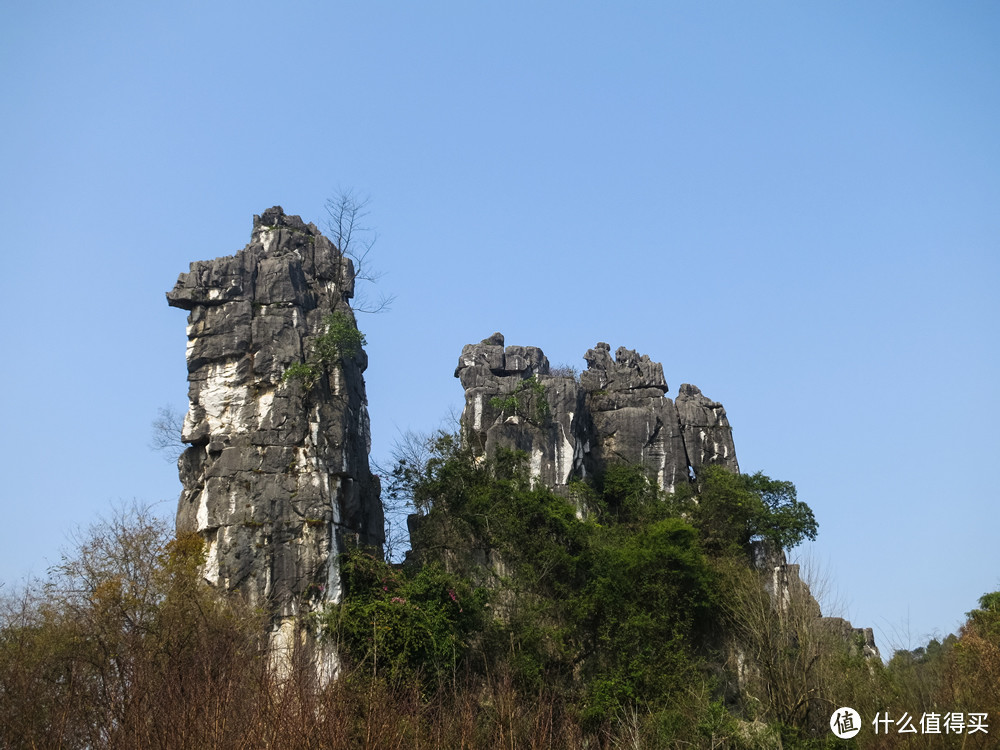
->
xmin=456 ymin=334 xmax=739 ymax=493
xmin=167 ymin=206 xmax=383 ymax=679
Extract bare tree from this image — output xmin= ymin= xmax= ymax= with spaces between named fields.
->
xmin=150 ymin=405 xmax=186 ymax=463
xmin=371 ymin=429 xmax=438 ymax=563
xmin=325 ymin=189 xmax=395 ymax=314
xmin=718 ymin=553 xmax=889 ymax=737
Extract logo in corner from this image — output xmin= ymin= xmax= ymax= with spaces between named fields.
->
xmin=831 ymin=707 xmax=862 ymax=738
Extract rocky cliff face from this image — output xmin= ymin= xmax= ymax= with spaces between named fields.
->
xmin=455 ymin=333 xmax=739 ymax=494
xmin=167 ymin=206 xmax=383 ymax=680
xmin=751 ymin=543 xmax=880 ymax=660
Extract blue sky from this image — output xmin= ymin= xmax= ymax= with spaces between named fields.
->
xmin=2 ymin=2 xmax=997 ymax=655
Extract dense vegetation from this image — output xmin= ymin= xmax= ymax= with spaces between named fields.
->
xmin=2 ymin=444 xmax=997 ymax=748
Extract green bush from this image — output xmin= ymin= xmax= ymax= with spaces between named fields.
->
xmin=399 ymin=444 xmax=728 ymax=724
xmin=325 ymin=549 xmax=487 ymax=687
xmin=360 ymin=440 xmax=846 ymax=739
xmin=489 ymin=375 xmax=550 ymax=423
xmin=577 ymin=517 xmax=716 ymax=725
xmin=595 ymin=463 xmax=674 ymax=524
xmin=281 ymin=360 xmax=320 ymax=388
xmin=283 ymin=310 xmax=367 ymax=389
xmin=314 ymin=310 xmax=366 ymax=361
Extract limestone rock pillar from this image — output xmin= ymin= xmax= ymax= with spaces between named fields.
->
xmin=167 ymin=206 xmax=383 ymax=680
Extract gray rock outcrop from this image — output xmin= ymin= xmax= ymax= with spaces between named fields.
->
xmin=167 ymin=206 xmax=383 ymax=680
xmin=752 ymin=542 xmax=880 ymax=660
xmin=455 ymin=333 xmax=739 ymax=493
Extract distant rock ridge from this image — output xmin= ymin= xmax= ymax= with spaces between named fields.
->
xmin=167 ymin=206 xmax=382 ymax=681
xmin=455 ymin=333 xmax=738 ymax=493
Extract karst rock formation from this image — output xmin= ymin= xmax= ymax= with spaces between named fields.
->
xmin=455 ymin=333 xmax=879 ymax=659
xmin=167 ymin=206 xmax=383 ymax=680
xmin=455 ymin=333 xmax=738 ymax=493
xmin=166 ymin=207 xmax=877 ymax=681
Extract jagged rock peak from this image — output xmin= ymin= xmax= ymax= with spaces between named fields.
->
xmin=167 ymin=207 xmax=357 ymax=313
xmin=581 ymin=342 xmax=668 ymax=394
xmin=255 ymin=205 xmax=311 ymax=231
xmin=454 ymin=332 xmax=550 ymax=385
xmin=166 ymin=207 xmax=383 ymax=682
xmin=456 ymin=334 xmax=738 ymax=494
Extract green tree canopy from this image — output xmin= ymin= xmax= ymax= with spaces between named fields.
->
xmin=681 ymin=464 xmax=818 ymax=555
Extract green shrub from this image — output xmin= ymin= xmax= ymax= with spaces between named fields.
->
xmin=314 ymin=310 xmax=366 ymax=361
xmin=283 ymin=311 xmax=367 ymax=389
xmin=281 ymin=360 xmax=320 ymax=388
xmin=401 ymin=443 xmax=726 ymax=724
xmin=679 ymin=464 xmax=817 ymax=555
xmin=489 ymin=375 xmax=550 ymax=423
xmin=324 ymin=549 xmax=487 ymax=687
xmin=595 ymin=463 xmax=672 ymax=524
xmin=377 ymin=440 xmax=843 ymax=738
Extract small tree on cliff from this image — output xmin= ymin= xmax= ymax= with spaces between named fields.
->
xmin=325 ymin=189 xmax=395 ymax=314
xmin=150 ymin=404 xmax=185 ymax=463
xmin=680 ymin=465 xmax=818 ymax=556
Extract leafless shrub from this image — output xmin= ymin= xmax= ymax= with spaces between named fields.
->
xmin=150 ymin=404 xmax=186 ymax=463
xmin=549 ymin=364 xmax=580 ymax=379
xmin=326 ymin=189 xmax=396 ymax=314
xmin=373 ymin=428 xmax=440 ymax=563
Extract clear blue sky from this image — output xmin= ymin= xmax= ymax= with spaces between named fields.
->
xmin=2 ymin=2 xmax=997 ymax=655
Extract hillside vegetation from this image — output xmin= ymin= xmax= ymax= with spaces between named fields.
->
xmin=1 ymin=443 xmax=996 ymax=748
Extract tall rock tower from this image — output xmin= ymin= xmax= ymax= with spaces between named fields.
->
xmin=167 ymin=206 xmax=383 ymax=680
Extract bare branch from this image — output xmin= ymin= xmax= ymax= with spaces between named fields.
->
xmin=372 ymin=428 xmax=441 ymax=563
xmin=150 ymin=405 xmax=185 ymax=463
xmin=325 ymin=189 xmax=396 ymax=314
